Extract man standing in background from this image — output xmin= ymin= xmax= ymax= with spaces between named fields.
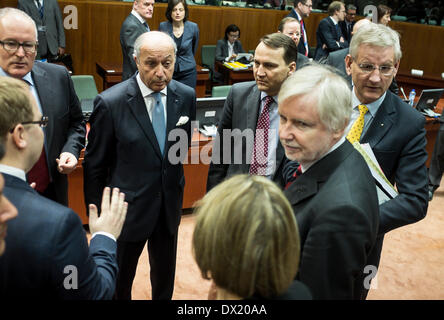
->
xmin=286 ymin=0 xmax=312 ymax=57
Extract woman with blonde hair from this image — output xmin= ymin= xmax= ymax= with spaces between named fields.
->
xmin=192 ymin=174 xmax=311 ymax=300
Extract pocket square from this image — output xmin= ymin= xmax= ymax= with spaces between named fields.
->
xmin=176 ymin=116 xmax=189 ymax=126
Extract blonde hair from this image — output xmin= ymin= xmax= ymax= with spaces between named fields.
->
xmin=278 ymin=63 xmax=352 ymax=133
xmin=193 ymin=174 xmax=300 ymax=299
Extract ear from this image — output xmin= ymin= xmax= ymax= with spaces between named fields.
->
xmin=345 ymin=54 xmax=353 ymax=76
xmin=10 ymin=125 xmax=28 ymax=150
xmin=288 ymin=61 xmax=297 ymax=75
xmin=393 ymin=60 xmax=400 ymax=78
xmin=134 ymin=55 xmax=139 ymax=67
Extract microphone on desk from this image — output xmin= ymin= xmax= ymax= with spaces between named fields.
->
xmin=400 ymin=87 xmax=408 ymax=100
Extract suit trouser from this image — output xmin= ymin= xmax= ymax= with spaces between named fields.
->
xmin=115 ymin=213 xmax=179 ymax=300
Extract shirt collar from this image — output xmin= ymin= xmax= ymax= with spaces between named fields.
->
xmin=0 ymin=67 xmax=33 ymax=85
xmin=131 ymin=10 xmax=147 ymax=25
xmin=136 ymin=73 xmax=167 ymax=97
xmin=351 ymin=88 xmax=386 ymax=118
xmin=0 ymin=164 xmax=27 ymax=182
xmin=260 ymin=91 xmax=278 ymax=104
xmin=329 ymin=16 xmax=339 ymax=25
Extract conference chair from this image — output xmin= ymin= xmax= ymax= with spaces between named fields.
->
xmin=201 ymin=45 xmax=217 ymax=82
xmin=71 ymin=75 xmax=98 ymax=119
xmin=212 ymin=85 xmax=232 ymax=98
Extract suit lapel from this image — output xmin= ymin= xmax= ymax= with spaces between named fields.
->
xmin=31 ymin=63 xmax=51 ymax=150
xmin=361 ymin=93 xmax=396 ymax=147
xmin=245 ymin=85 xmax=262 ymax=168
xmin=126 ymin=77 xmax=163 ymax=159
xmin=165 ymin=81 xmax=181 ymax=155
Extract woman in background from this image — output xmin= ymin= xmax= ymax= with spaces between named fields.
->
xmin=192 ymin=174 xmax=312 ymax=300
xmin=159 ymin=0 xmax=199 ymax=88
xmin=377 ymin=4 xmax=392 ymax=25
xmin=215 ymin=24 xmax=246 ymax=62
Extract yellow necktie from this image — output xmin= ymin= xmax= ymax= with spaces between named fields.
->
xmin=347 ymin=104 xmax=368 ymax=144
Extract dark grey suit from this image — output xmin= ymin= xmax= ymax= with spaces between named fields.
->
xmin=314 ymin=16 xmax=348 ymax=61
xmin=207 ymin=81 xmax=286 ymax=191
xmin=31 ymin=61 xmax=85 ymax=205
xmin=296 ymin=52 xmax=309 ymax=70
xmin=287 ymin=8 xmax=308 ymax=56
xmin=120 ymin=13 xmax=149 ymax=81
xmin=84 ymin=76 xmax=196 ymax=300
xmin=0 ymin=173 xmax=118 ymax=299
xmin=18 ymin=0 xmax=65 ymax=59
xmin=215 ymin=39 xmax=245 ymax=62
xmin=285 ymin=140 xmax=379 ymax=299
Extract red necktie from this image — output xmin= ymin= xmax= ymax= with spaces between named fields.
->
xmin=27 ymin=147 xmax=50 ymax=192
xmin=285 ymin=165 xmax=302 ymax=190
xmin=249 ymin=96 xmax=273 ymax=176
xmin=300 ymin=19 xmax=308 ymax=57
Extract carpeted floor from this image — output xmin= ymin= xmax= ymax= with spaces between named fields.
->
xmin=117 ymin=181 xmax=444 ymax=300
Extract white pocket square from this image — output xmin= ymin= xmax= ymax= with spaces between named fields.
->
xmin=176 ymin=116 xmax=189 ymax=126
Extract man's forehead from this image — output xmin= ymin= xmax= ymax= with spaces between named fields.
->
xmin=356 ymin=44 xmax=395 ymax=61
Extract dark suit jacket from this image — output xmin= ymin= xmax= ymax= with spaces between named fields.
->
xmin=18 ymin=0 xmax=65 ymax=57
xmin=215 ymin=39 xmax=245 ymax=62
xmin=361 ymin=91 xmax=428 ymax=274
xmin=338 ymin=20 xmax=354 ymax=43
xmin=32 ymin=61 xmax=86 ymax=205
xmin=120 ymin=14 xmax=148 ymax=81
xmin=296 ymin=52 xmax=309 ymax=70
xmin=0 ymin=173 xmax=118 ymax=299
xmin=314 ymin=17 xmax=348 ymax=61
xmin=159 ymin=21 xmax=199 ymax=73
xmin=83 ymin=77 xmax=196 ymax=241
xmin=287 ymin=9 xmax=307 ymax=56
xmin=284 ymin=140 xmax=379 ymax=299
xmin=206 ymin=81 xmax=286 ymax=191
xmin=326 ymin=48 xmax=399 ymax=95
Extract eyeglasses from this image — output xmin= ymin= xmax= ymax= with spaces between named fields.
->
xmin=0 ymin=40 xmax=38 ymax=54
xmin=356 ymin=63 xmax=395 ymax=77
xmin=301 ymin=3 xmax=313 ymax=8
xmin=228 ymin=34 xmax=239 ymax=39
xmin=9 ymin=116 xmax=48 ymax=133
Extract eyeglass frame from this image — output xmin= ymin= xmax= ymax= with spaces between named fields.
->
xmin=351 ymin=59 xmax=396 ymax=77
xmin=301 ymin=2 xmax=313 ymax=9
xmin=9 ymin=116 xmax=48 ymax=133
xmin=0 ymin=40 xmax=38 ymax=54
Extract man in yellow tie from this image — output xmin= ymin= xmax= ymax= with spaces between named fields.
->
xmin=344 ymin=23 xmax=428 ymax=297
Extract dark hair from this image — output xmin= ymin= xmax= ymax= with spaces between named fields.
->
xmin=224 ymin=24 xmax=241 ymax=41
xmin=165 ymin=0 xmax=188 ymax=23
xmin=278 ymin=17 xmax=299 ymax=32
xmin=377 ymin=4 xmax=392 ymax=21
xmin=260 ymin=33 xmax=298 ymax=65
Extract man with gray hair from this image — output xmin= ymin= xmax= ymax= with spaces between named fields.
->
xmin=84 ymin=31 xmax=196 ymax=300
xmin=280 ymin=64 xmax=379 ymax=299
xmin=344 ymin=23 xmax=428 ymax=296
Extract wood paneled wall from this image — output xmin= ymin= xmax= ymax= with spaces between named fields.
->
xmin=2 ymin=0 xmax=444 ymax=91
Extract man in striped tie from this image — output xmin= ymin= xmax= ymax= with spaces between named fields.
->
xmin=279 ymin=64 xmax=379 ymax=299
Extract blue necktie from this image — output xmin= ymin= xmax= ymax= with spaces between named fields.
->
xmin=152 ymin=92 xmax=166 ymax=155
xmin=336 ymin=24 xmax=341 ymax=39
xmin=36 ymin=0 xmax=43 ymax=19
xmin=143 ymin=22 xmax=150 ymax=31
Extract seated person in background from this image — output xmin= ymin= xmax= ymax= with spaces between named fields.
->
xmin=215 ymin=24 xmax=246 ymax=63
xmin=193 ymin=174 xmax=312 ymax=300
xmin=377 ymin=5 xmax=392 ymax=25
xmin=277 ymin=17 xmax=309 ymax=70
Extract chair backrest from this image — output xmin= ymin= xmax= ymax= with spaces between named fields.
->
xmin=201 ymin=45 xmax=217 ymax=78
xmin=71 ymin=75 xmax=98 ymax=100
xmin=212 ymin=85 xmax=232 ymax=98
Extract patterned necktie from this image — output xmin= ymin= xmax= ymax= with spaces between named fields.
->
xmin=35 ymin=0 xmax=43 ymax=19
xmin=151 ymin=92 xmax=166 ymax=155
xmin=249 ymin=96 xmax=273 ymax=176
xmin=347 ymin=104 xmax=368 ymax=144
xmin=300 ymin=19 xmax=308 ymax=56
xmin=143 ymin=22 xmax=150 ymax=31
xmin=284 ymin=164 xmax=302 ymax=190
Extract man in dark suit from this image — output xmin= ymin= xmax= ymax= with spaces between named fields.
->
xmin=207 ymin=33 xmax=297 ymax=191
xmin=326 ymin=19 xmax=399 ymax=95
xmin=0 ymin=76 xmax=127 ymax=299
xmin=344 ymin=23 xmax=428 ymax=295
xmin=314 ymin=1 xmax=348 ymax=61
xmin=120 ymin=0 xmax=154 ymax=81
xmin=17 ymin=0 xmax=65 ymax=60
xmin=280 ymin=64 xmax=379 ymax=299
xmin=277 ymin=17 xmax=309 ymax=70
xmin=338 ymin=4 xmax=356 ymax=43
xmin=286 ymin=0 xmax=312 ymax=57
xmin=0 ymin=8 xmax=85 ymax=206
xmin=83 ymin=31 xmax=196 ymax=300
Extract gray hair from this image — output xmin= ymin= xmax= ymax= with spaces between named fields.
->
xmin=0 ymin=7 xmax=38 ymax=40
xmin=349 ymin=23 xmax=402 ymax=62
xmin=133 ymin=31 xmax=177 ymax=59
xmin=278 ymin=63 xmax=352 ymax=133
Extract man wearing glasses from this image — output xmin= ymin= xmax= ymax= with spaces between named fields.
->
xmin=287 ymin=0 xmax=312 ymax=57
xmin=0 ymin=8 xmax=85 ymax=206
xmin=344 ymin=23 xmax=428 ymax=298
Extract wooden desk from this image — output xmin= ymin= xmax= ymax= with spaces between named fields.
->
xmin=396 ymin=72 xmax=444 ymax=96
xmin=67 ymin=129 xmax=213 ymax=224
xmin=215 ymin=61 xmax=254 ymax=85
xmin=95 ymin=62 xmax=209 ymax=97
